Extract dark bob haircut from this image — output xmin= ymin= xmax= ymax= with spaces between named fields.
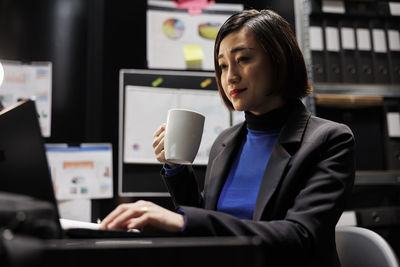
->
xmin=214 ymin=9 xmax=313 ymax=110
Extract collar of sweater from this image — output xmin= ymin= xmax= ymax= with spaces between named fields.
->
xmin=244 ymin=101 xmax=294 ymax=131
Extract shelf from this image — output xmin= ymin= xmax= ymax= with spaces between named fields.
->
xmin=355 ymin=170 xmax=400 ymax=185
xmin=315 ymin=94 xmax=383 ymax=107
xmin=313 ymin=83 xmax=400 ymax=98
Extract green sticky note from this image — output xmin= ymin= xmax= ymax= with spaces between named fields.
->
xmin=152 ymin=77 xmax=163 ymax=87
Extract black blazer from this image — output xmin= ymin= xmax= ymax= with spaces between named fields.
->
xmin=162 ymin=100 xmax=355 ymax=267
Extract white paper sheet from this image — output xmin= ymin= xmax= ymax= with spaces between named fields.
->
xmin=60 ymin=218 xmax=100 ymax=230
xmin=58 ymin=199 xmax=92 ymax=222
xmin=0 ymin=60 xmax=52 ymax=137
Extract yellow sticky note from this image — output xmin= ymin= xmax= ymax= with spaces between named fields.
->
xmin=200 ymin=78 xmax=212 ymax=88
xmin=183 ymin=45 xmax=203 ymax=69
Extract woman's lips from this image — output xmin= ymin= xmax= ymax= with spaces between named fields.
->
xmin=229 ymin=88 xmax=246 ymax=98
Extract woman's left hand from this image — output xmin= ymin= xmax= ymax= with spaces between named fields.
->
xmin=99 ymin=200 xmax=185 ymax=232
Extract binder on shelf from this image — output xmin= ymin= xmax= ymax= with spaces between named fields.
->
xmin=324 ymin=18 xmax=342 ymax=83
xmin=355 ymin=19 xmax=375 ymax=84
xmin=389 ymin=1 xmax=400 ymax=17
xmin=376 ymin=0 xmax=391 ymax=17
xmin=370 ymin=18 xmax=391 ymax=84
xmin=383 ymin=99 xmax=400 ymax=169
xmin=339 ymin=18 xmax=359 ymax=83
xmin=344 ymin=0 xmax=376 ymax=16
xmin=309 ymin=17 xmax=326 ymax=83
xmin=385 ymin=20 xmax=400 ymax=83
xmin=309 ymin=0 xmax=322 ymax=15
xmin=321 ymin=0 xmax=345 ymax=14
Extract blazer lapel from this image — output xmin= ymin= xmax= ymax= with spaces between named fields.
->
xmin=204 ymin=123 xmax=246 ymax=210
xmin=253 ymin=100 xmax=311 ymax=220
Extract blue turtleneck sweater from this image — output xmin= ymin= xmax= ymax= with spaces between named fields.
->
xmin=216 ymin=128 xmax=279 ymax=219
xmin=164 ymin=102 xmax=293 ymax=221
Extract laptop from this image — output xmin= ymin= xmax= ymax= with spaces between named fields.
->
xmin=0 ymin=100 xmax=172 ymax=239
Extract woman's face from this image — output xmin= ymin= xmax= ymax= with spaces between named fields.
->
xmin=217 ymin=28 xmax=283 ymax=115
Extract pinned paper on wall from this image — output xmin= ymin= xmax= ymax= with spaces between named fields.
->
xmin=0 ymin=60 xmax=52 ymax=137
xmin=45 ymin=143 xmax=113 ymax=200
xmin=147 ymin=0 xmax=243 ymax=70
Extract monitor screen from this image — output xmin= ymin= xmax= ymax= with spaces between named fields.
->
xmin=119 ymin=69 xmax=233 ymax=197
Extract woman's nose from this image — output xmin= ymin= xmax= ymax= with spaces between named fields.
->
xmin=227 ymin=66 xmax=240 ymax=84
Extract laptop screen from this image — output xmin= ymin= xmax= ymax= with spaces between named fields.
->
xmin=0 ymin=100 xmax=62 ymax=230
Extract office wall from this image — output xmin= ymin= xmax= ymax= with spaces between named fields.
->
xmin=0 ymin=0 xmax=296 ymax=219
xmin=0 ymin=0 xmax=93 ymax=142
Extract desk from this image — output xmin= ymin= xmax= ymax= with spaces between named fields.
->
xmin=40 ymin=236 xmax=266 ymax=267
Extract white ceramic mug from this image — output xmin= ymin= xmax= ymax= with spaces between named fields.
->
xmin=164 ymin=109 xmax=205 ymax=165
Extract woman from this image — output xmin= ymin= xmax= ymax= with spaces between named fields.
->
xmin=100 ymin=9 xmax=355 ymax=267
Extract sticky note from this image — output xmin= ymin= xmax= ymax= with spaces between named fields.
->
xmin=183 ymin=45 xmax=203 ymax=69
xmin=200 ymin=78 xmax=212 ymax=88
xmin=152 ymin=77 xmax=163 ymax=87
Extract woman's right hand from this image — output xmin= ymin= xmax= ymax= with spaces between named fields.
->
xmin=152 ymin=123 xmax=178 ymax=169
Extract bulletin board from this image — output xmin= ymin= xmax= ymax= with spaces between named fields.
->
xmin=119 ymin=69 xmax=232 ymax=196
xmin=146 ymin=0 xmax=243 ymax=70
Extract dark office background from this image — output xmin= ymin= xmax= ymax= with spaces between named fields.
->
xmin=2 ymin=0 xmax=400 ymax=255
xmin=0 ymin=0 xmax=295 ymax=218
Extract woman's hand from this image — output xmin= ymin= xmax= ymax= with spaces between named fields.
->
xmin=152 ymin=123 xmax=178 ymax=168
xmin=99 ymin=200 xmax=185 ymax=232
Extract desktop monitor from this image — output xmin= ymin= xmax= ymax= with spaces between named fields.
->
xmin=118 ymin=69 xmax=232 ymax=197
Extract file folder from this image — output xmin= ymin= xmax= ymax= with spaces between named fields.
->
xmin=321 ymin=0 xmax=345 ymax=14
xmin=376 ymin=0 xmax=391 ymax=17
xmin=355 ymin=19 xmax=375 ymax=83
xmin=370 ymin=18 xmax=391 ymax=84
xmin=309 ymin=17 xmax=326 ymax=82
xmin=384 ymin=99 xmax=400 ymax=169
xmin=324 ymin=18 xmax=342 ymax=83
xmin=309 ymin=0 xmax=322 ymax=15
xmin=389 ymin=1 xmax=400 ymax=17
xmin=339 ymin=18 xmax=359 ymax=83
xmin=345 ymin=0 xmax=376 ymax=16
xmin=386 ymin=20 xmax=400 ymax=83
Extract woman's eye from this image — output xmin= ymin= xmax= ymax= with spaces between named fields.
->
xmin=219 ymin=63 xmax=227 ymax=70
xmin=237 ymin=56 xmax=249 ymax=63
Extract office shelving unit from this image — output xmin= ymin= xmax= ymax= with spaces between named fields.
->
xmin=294 ymin=0 xmax=400 ymax=184
xmin=295 ymin=0 xmax=400 ymax=97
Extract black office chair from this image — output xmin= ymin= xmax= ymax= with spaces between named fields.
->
xmin=336 ymin=226 xmax=399 ymax=267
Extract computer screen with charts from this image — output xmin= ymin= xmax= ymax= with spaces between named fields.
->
xmin=119 ymin=69 xmax=233 ymax=197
